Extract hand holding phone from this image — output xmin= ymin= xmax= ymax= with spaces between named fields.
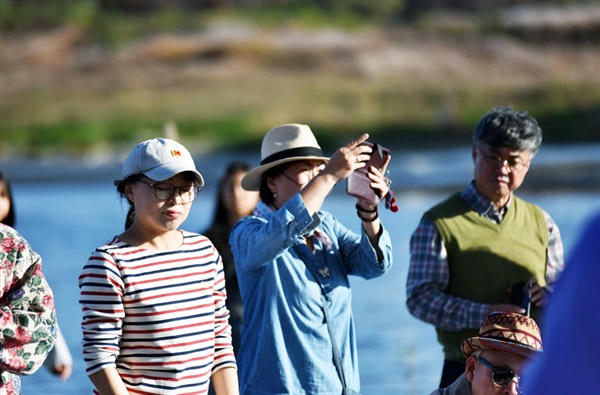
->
xmin=346 ymin=142 xmax=390 ymax=205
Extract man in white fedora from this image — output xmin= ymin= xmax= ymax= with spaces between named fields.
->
xmin=431 ymin=311 xmax=543 ymax=395
xmin=230 ymin=124 xmax=394 ymax=394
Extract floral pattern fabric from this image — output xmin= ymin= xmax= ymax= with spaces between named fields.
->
xmin=0 ymin=224 xmax=56 ymax=395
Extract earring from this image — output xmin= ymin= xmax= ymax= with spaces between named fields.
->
xmin=273 ymin=192 xmax=277 ymax=199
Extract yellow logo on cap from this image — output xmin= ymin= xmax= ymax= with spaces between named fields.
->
xmin=171 ymin=150 xmax=183 ymax=157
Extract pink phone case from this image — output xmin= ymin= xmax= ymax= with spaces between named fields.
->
xmin=346 ymin=142 xmax=390 ymax=205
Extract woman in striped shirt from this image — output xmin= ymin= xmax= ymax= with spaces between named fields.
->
xmin=79 ymin=138 xmax=238 ymax=395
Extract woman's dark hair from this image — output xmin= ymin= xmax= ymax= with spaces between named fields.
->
xmin=116 ymin=174 xmax=141 ymax=230
xmin=259 ymin=162 xmax=291 ymax=205
xmin=116 ymin=171 xmax=197 ymax=230
xmin=209 ymin=162 xmax=251 ymax=230
xmin=473 ymin=106 xmax=543 ymax=155
xmin=0 ymin=171 xmax=16 ymax=228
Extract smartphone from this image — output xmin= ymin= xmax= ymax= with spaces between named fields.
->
xmin=346 ymin=142 xmax=390 ymax=205
xmin=510 ymin=282 xmax=531 ymax=316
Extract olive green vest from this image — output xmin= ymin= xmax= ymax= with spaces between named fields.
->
xmin=425 ymin=193 xmax=548 ymax=362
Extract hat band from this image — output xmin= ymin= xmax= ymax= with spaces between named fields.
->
xmin=261 ymin=147 xmax=324 ymax=165
xmin=483 ymin=334 xmax=541 ymax=348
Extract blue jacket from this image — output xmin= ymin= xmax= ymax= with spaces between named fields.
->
xmin=230 ymin=193 xmax=393 ymax=394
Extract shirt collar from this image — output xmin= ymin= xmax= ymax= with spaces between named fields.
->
xmin=253 ymin=200 xmax=276 ymax=217
xmin=461 ymin=180 xmax=511 ymax=219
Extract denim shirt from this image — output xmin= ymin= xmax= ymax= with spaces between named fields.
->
xmin=230 ymin=193 xmax=393 ymax=394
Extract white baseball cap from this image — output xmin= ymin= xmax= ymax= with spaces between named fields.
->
xmin=115 ymin=138 xmax=204 ymax=187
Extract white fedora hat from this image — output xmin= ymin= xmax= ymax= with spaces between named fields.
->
xmin=242 ymin=124 xmax=329 ymax=191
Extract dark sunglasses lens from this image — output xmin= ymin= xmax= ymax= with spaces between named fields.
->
xmin=492 ymin=369 xmax=515 ymax=386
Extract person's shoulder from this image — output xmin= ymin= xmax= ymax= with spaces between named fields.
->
xmin=94 ymin=235 xmax=127 ymax=252
xmin=431 ymin=373 xmax=472 ymax=395
xmin=90 ymin=236 xmax=144 ymax=263
xmin=512 ymin=195 xmax=551 ymax=223
xmin=512 ymin=195 xmax=550 ymax=216
xmin=0 ymin=223 xmax=33 ymax=254
xmin=232 ymin=214 xmax=267 ymax=230
xmin=512 ymin=194 xmax=539 ymax=208
xmin=181 ymin=229 xmax=201 ymax=237
xmin=1 ymin=223 xmax=23 ymax=241
xmin=425 ymin=192 xmax=466 ymax=220
xmin=181 ymin=230 xmax=210 ymax=242
xmin=0 ymin=222 xmax=17 ymax=235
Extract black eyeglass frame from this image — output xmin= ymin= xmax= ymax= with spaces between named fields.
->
xmin=477 ymin=355 xmax=522 ymax=391
xmin=137 ymin=179 xmax=201 ymax=203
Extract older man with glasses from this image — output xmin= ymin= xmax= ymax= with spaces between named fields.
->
xmin=406 ymin=106 xmax=564 ymax=388
xmin=430 ymin=312 xmax=543 ymax=395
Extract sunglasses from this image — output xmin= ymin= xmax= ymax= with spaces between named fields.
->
xmin=477 ymin=356 xmax=522 ymax=391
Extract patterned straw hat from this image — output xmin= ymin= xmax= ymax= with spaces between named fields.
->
xmin=462 ymin=312 xmax=543 ymax=358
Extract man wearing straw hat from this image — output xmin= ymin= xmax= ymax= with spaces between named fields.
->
xmin=431 ymin=311 xmax=543 ymax=395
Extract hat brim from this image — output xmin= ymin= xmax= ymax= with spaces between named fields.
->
xmin=241 ymin=155 xmax=329 ymax=191
xmin=144 ymin=163 xmax=204 ymax=187
xmin=462 ymin=337 xmax=542 ymax=358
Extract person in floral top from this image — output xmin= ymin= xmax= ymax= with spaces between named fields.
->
xmin=0 ymin=223 xmax=57 ymax=394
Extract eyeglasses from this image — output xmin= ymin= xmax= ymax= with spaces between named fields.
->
xmin=477 ymin=146 xmax=529 ymax=173
xmin=137 ymin=179 xmax=201 ymax=203
xmin=477 ymin=356 xmax=522 ymax=392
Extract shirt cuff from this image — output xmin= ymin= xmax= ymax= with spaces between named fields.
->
xmin=289 ymin=193 xmax=320 ymax=234
xmin=472 ymin=302 xmax=491 ymax=328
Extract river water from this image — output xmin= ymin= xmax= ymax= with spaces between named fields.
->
xmin=5 ymin=144 xmax=599 ymax=394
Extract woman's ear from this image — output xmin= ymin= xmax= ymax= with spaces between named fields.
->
xmin=124 ymin=183 xmax=135 ymax=202
xmin=266 ymin=175 xmax=278 ymax=195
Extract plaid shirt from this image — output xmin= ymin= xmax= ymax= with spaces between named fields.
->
xmin=406 ymin=181 xmax=564 ymax=332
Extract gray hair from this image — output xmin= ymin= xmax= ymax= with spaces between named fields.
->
xmin=473 ymin=106 xmax=543 ymax=156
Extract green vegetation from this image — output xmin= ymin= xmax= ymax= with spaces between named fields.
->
xmin=1 ymin=1 xmax=598 ymax=157
xmin=0 ymin=0 xmax=98 ymax=32
xmin=0 ymin=1 xmax=399 ymax=39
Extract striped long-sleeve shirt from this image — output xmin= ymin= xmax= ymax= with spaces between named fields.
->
xmin=79 ymin=231 xmax=236 ymax=395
